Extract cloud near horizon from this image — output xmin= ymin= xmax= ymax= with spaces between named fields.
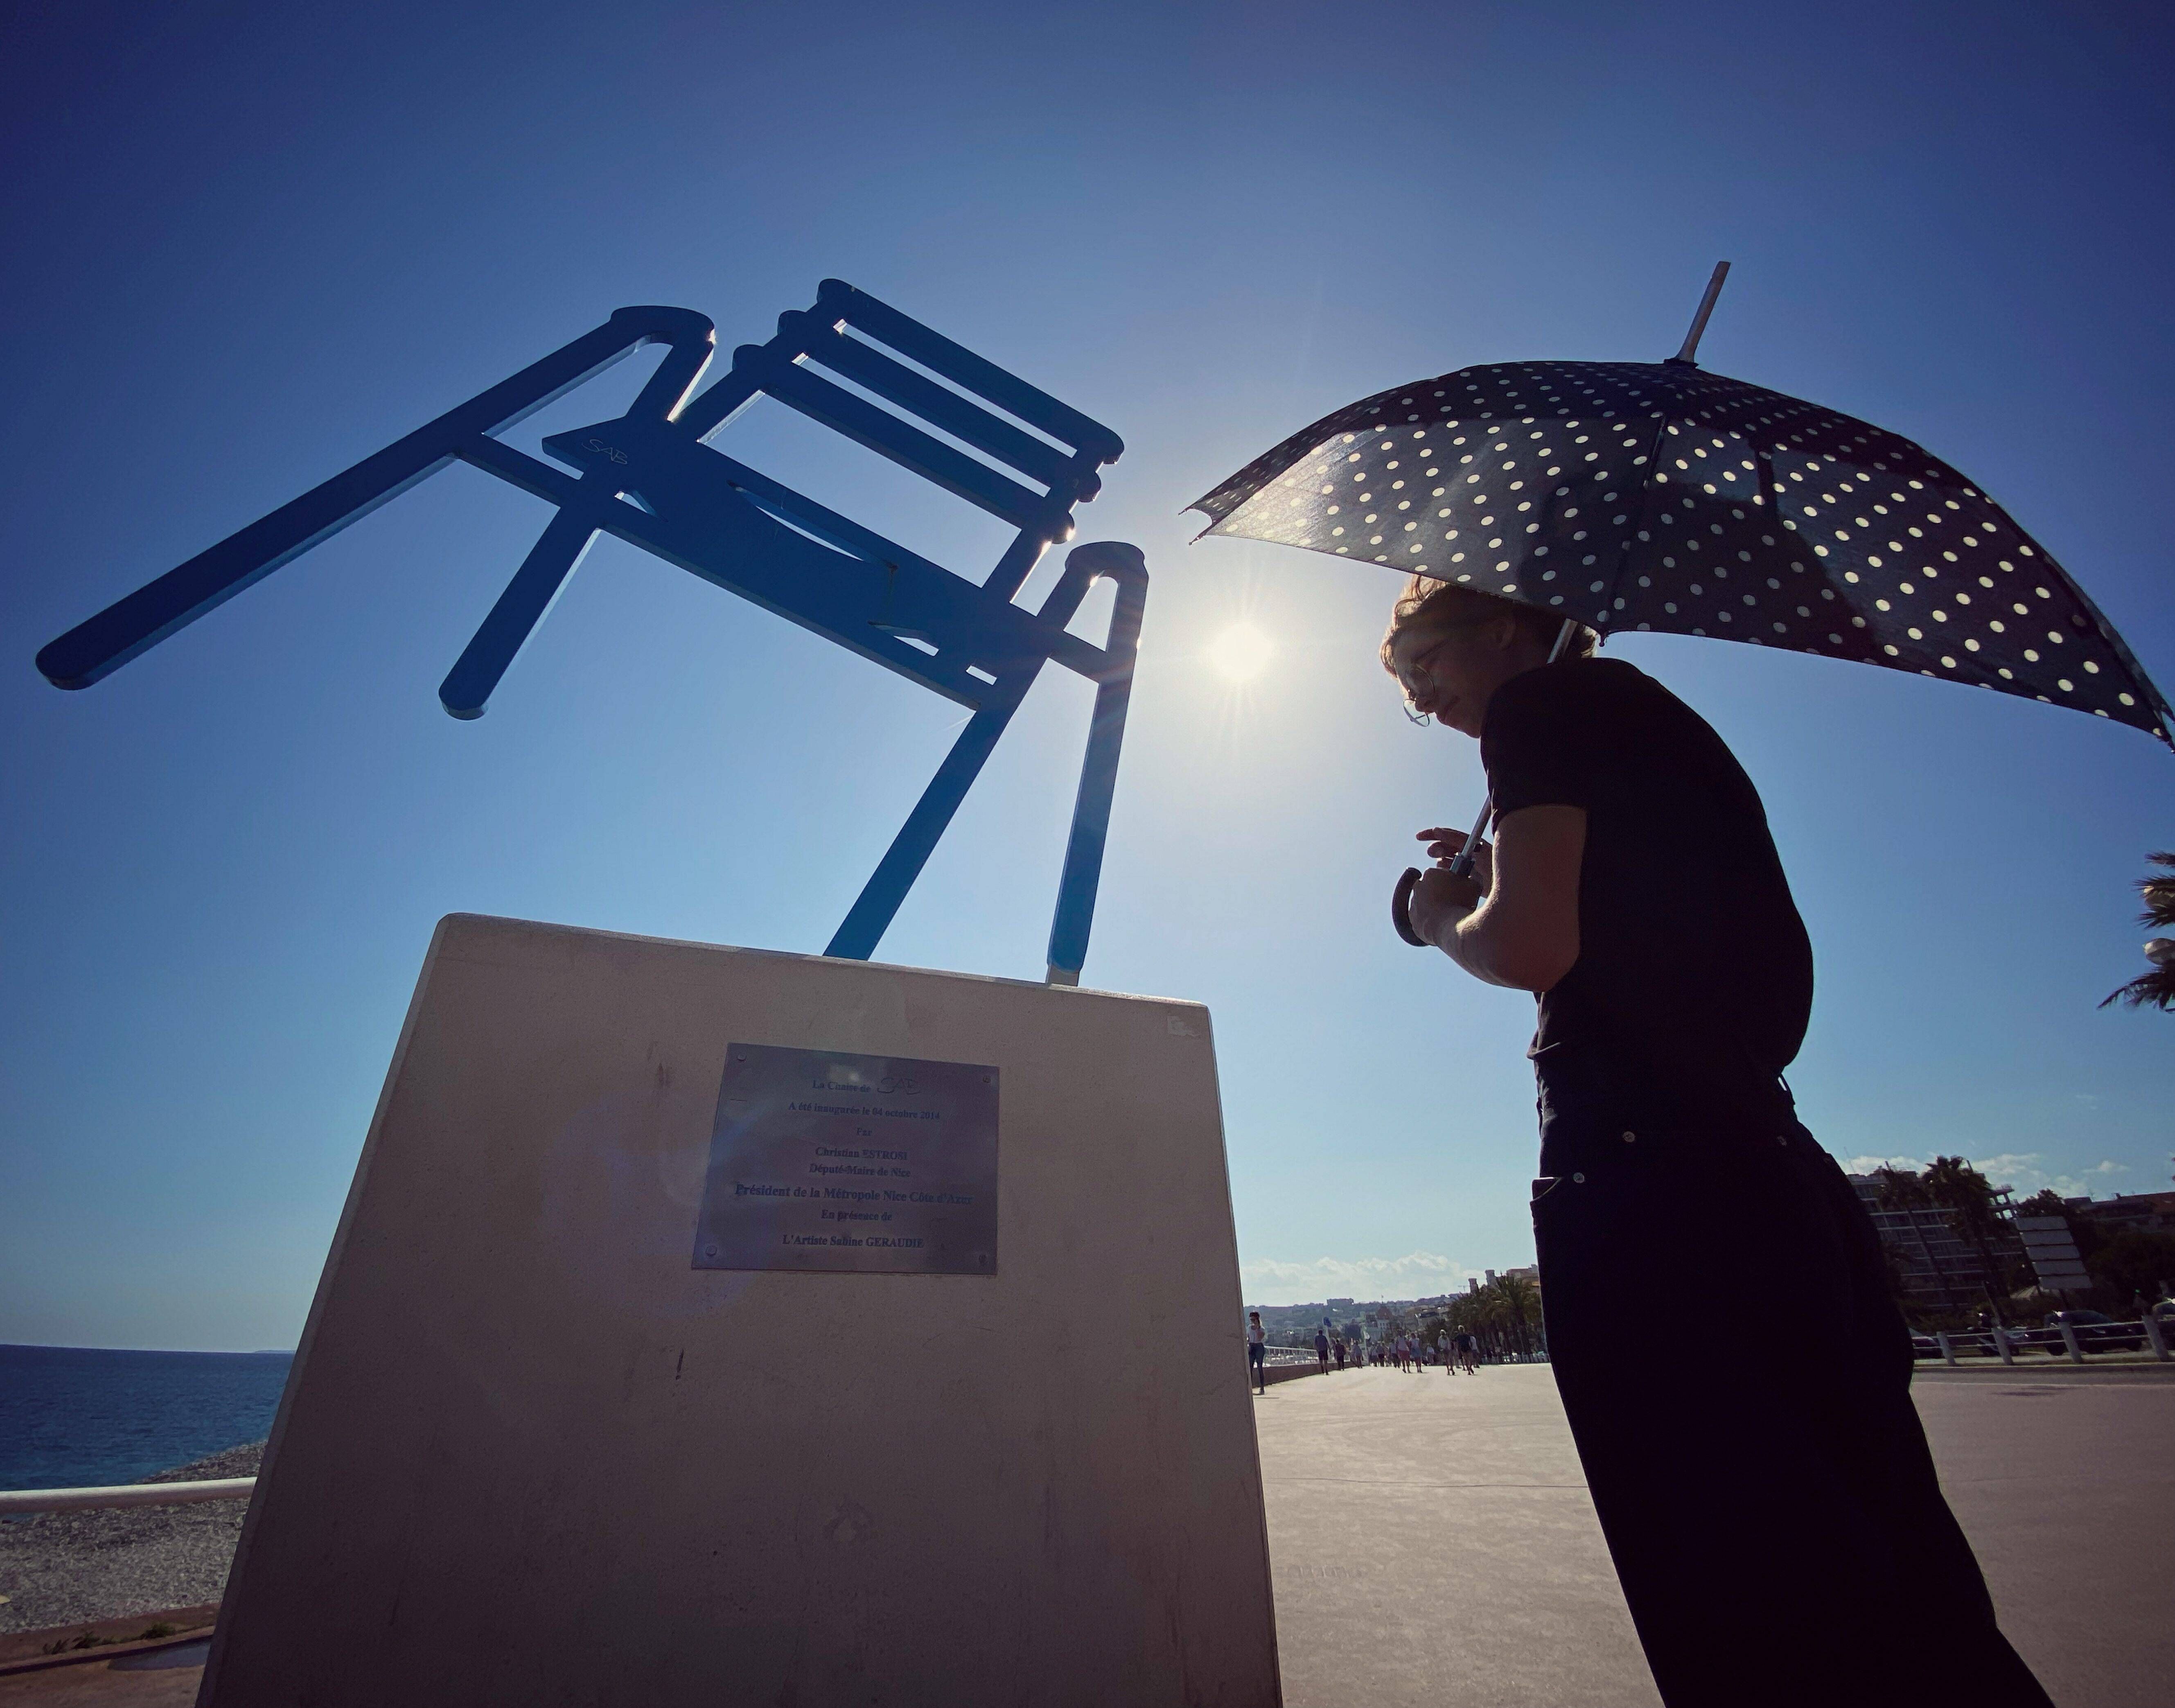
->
xmin=1841 ymin=1152 xmax=2130 ymax=1199
xmin=1240 ymin=1251 xmax=1487 ymax=1307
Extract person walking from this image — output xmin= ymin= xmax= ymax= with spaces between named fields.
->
xmin=1333 ymin=1337 xmax=1347 ymax=1372
xmin=1315 ymin=1326 xmax=1331 ymax=1373
xmin=1383 ymin=578 xmax=2049 ymax=1708
xmin=1247 ymin=1311 xmax=1267 ymax=1396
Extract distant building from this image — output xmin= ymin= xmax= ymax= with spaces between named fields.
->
xmin=1327 ymin=1297 xmax=1354 ymax=1309
xmin=1847 ymin=1175 xmax=2027 ymax=1312
xmin=2072 ymin=1191 xmax=2175 ymax=1237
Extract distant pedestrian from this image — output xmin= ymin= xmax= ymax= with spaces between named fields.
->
xmin=1247 ymin=1311 xmax=1266 ymax=1395
xmin=1334 ymin=1338 xmax=1347 ymax=1372
xmin=1315 ymin=1327 xmax=1331 ymax=1372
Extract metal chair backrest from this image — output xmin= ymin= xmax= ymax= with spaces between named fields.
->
xmin=37 ymin=283 xmax=1146 ymax=980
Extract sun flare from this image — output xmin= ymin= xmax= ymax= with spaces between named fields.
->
xmin=1208 ymin=623 xmax=1274 ymax=682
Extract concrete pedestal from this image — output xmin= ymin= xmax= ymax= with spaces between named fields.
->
xmin=201 ymin=915 xmax=1279 ymax=1707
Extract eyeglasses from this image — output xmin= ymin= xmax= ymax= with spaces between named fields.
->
xmin=1396 ymin=620 xmax=1491 ymax=724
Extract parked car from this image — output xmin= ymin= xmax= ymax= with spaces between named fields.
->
xmin=2042 ymin=1309 xmax=2146 ymax=1354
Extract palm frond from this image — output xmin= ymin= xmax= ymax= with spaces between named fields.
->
xmin=2137 ymin=851 xmax=2175 ymax=929
xmin=1873 ymin=1165 xmax=1931 ymax=1210
xmin=2099 ymin=966 xmax=2175 ymax=1011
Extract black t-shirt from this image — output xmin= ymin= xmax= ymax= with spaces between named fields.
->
xmin=1481 ymin=658 xmax=1812 ymax=1127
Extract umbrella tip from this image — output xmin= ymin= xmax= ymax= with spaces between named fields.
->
xmin=1665 ymin=262 xmax=1731 ymax=366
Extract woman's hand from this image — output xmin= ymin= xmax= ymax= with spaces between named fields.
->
xmin=1417 ymin=826 xmax=1494 ymax=891
xmin=1413 ymin=808 xmax=1586 ymax=990
xmin=1407 ymin=864 xmax=1483 ymax=948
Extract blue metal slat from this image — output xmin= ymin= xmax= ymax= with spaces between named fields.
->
xmin=816 ymin=280 xmax=1124 ymax=464
xmin=751 ymin=353 xmax=1048 ymax=530
xmin=789 ymin=316 xmax=1079 ymax=494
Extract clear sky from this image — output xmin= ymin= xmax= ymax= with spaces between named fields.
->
xmin=3 ymin=0 xmax=2171 ymax=1345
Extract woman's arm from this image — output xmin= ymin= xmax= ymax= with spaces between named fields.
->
xmin=1407 ymin=804 xmax=1586 ymax=991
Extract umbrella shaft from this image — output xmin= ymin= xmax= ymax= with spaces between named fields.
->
xmin=1445 ymin=796 xmax=1493 ymax=880
xmin=1444 ymin=618 xmax=1579 ymax=881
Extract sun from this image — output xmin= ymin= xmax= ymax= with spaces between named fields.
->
xmin=1208 ymin=623 xmax=1274 ymax=682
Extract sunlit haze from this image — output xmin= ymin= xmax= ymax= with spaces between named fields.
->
xmin=1209 ymin=624 xmax=1275 ymax=683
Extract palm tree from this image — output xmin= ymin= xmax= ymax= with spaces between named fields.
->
xmin=1873 ymin=1166 xmax=1954 ymax=1311
xmin=1873 ymin=1166 xmax=1931 ymax=1212
xmin=1488 ymin=1273 xmax=1541 ymax=1359
xmin=2101 ymin=851 xmax=2175 ymax=1011
xmin=1922 ymin=1155 xmax=2015 ymax=1319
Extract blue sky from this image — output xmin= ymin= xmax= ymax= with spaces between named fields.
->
xmin=3 ymin=0 xmax=2171 ymax=1344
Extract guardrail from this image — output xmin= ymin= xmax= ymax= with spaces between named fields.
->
xmin=1917 ymin=1315 xmax=2170 ymax=1366
xmin=0 ymin=1477 xmax=256 ymax=1516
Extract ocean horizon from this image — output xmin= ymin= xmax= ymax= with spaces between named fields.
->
xmin=0 ymin=1343 xmax=296 ymax=1492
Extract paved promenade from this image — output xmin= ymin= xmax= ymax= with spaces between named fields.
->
xmin=1254 ymin=1362 xmax=2175 ymax=1708
xmin=6 ymin=1363 xmax=2166 ymax=1703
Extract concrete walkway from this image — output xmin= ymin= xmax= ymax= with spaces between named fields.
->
xmin=9 ymin=1365 xmax=2166 ymax=1704
xmin=1253 ymin=1363 xmax=2175 ymax=1708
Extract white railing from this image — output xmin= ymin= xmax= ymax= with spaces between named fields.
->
xmin=1919 ymin=1315 xmax=2170 ymax=1367
xmin=0 ymin=1476 xmax=255 ymax=1515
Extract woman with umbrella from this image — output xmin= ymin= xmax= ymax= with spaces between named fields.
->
xmin=1188 ymin=270 xmax=2137 ymax=1707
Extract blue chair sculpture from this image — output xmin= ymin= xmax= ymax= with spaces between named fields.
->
xmin=36 ymin=281 xmax=1145 ymax=982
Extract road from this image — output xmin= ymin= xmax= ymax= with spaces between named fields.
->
xmin=1254 ymin=1361 xmax=2174 ymax=1708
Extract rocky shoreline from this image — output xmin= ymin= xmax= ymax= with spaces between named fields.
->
xmin=0 ymin=1442 xmax=262 ymax=1635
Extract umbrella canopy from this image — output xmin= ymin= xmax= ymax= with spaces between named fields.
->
xmin=1191 ymin=356 xmax=2173 ymax=745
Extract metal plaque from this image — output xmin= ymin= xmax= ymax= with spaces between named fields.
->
xmin=692 ymin=1042 xmax=999 ymax=1275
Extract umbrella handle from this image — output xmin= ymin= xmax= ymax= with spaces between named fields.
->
xmin=1392 ymin=868 xmax=1428 ymax=946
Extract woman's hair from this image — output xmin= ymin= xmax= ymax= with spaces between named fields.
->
xmin=1378 ymin=574 xmax=1597 ymax=673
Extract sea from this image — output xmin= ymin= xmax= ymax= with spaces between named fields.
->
xmin=0 ymin=1345 xmax=294 ymax=1492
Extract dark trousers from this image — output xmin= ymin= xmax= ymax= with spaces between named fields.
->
xmin=1533 ymin=1117 xmax=2052 ymax=1708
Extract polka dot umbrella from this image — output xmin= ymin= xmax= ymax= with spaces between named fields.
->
xmin=1189 ymin=268 xmax=2173 ymax=748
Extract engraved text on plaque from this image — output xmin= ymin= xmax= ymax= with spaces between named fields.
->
xmin=692 ymin=1043 xmax=999 ymax=1275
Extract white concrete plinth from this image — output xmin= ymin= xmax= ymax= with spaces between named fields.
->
xmin=201 ymin=915 xmax=1279 ymax=1708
